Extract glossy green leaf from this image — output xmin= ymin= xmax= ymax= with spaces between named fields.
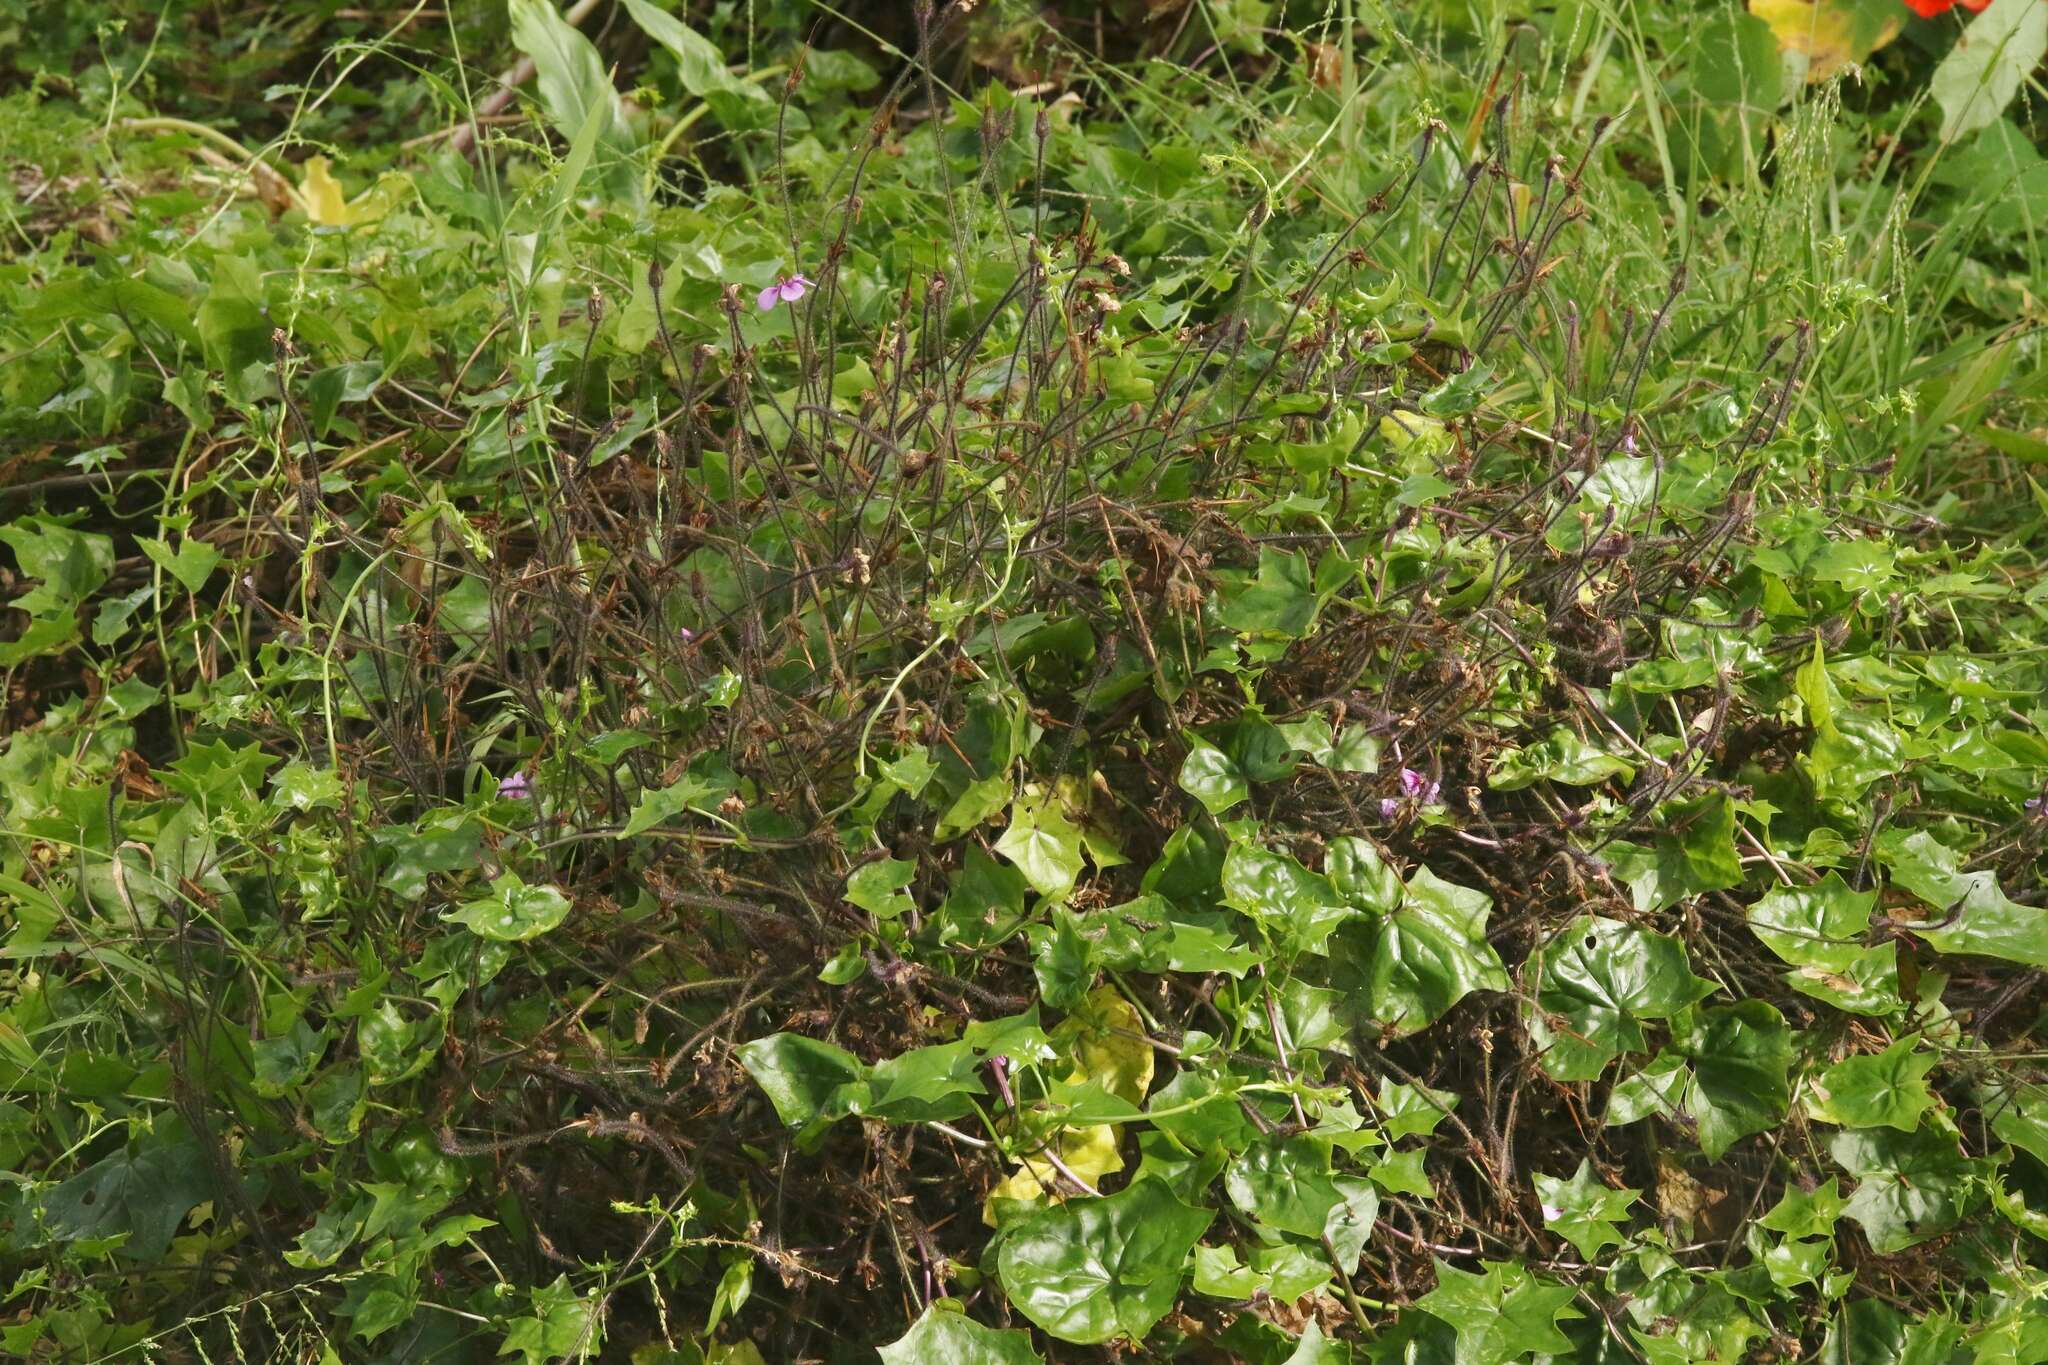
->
xmin=1034 ymin=909 xmax=1095 ymax=1009
xmin=1221 ymin=839 xmax=1356 ymax=956
xmin=995 ymin=1178 xmax=1213 ymax=1344
xmin=1819 ymin=1300 xmax=1963 ymax=1365
xmin=1759 ymin=1178 xmax=1849 ymax=1239
xmin=1831 ymin=1127 xmax=1982 ymax=1253
xmin=446 ymin=875 xmax=572 ymax=942
xmin=1368 ymin=1148 xmax=1432 ymax=1198
xmin=1286 ymin=1322 xmax=1354 ymax=1364
xmin=1814 ymin=1037 xmax=1936 ymax=1131
xmin=1179 ymin=737 xmax=1249 ymax=814
xmin=846 ymin=857 xmax=916 ymax=920
xmin=1093 ymin=898 xmax=1260 ymax=977
xmin=251 ymin=1019 xmax=329 ymax=1098
xmin=1363 ymin=866 xmax=1509 ymax=1034
xmin=1526 ymin=917 xmax=1715 ymax=1081
xmin=1533 ymin=1160 xmax=1640 ymax=1258
xmin=1606 ymin=794 xmax=1742 ymax=912
xmin=42 ymin=1140 xmax=213 ymax=1262
xmin=1417 ymin=1260 xmax=1578 ymax=1365
xmin=1607 ymin=1001 xmax=1793 ymax=1158
xmin=995 ymin=789 xmax=1087 ymax=901
xmin=617 ymin=773 xmax=717 ymax=838
xmin=1420 ymin=363 xmax=1493 ymax=418
xmin=1224 ymin=1137 xmax=1378 ymax=1243
xmin=1218 ymin=547 xmax=1318 ymax=639
xmin=866 ymin=1041 xmax=985 ymax=1121
xmin=937 ymin=774 xmax=1012 ymax=842
xmin=736 ymin=1034 xmax=865 ymax=1129
xmin=879 ymin=1303 xmax=1045 ymax=1364
xmin=1747 ymin=874 xmax=1898 ymax=1015
xmin=137 ymin=535 xmax=223 ymax=593
xmin=1375 ymin=1078 xmax=1459 ymax=1141
xmin=1876 ymin=830 xmax=2048 ymax=968
xmin=1328 ymin=837 xmax=1403 ymax=914
xmin=0 ymin=516 xmax=113 ymax=606
xmin=499 ymin=1274 xmax=600 ymax=1365
xmin=1489 ymin=729 xmax=1634 ymax=791
xmin=1988 ymin=1082 xmax=2048 ymax=1167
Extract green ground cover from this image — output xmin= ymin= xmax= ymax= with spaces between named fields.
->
xmin=3 ymin=0 xmax=2048 ymax=1360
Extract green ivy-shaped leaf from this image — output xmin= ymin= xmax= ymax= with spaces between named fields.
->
xmin=1416 ymin=1259 xmax=1578 ymax=1365
xmin=846 ymin=857 xmax=916 ymax=920
xmin=1758 ymin=1178 xmax=1848 ymax=1239
xmin=1489 ymin=729 xmax=1634 ymax=791
xmin=137 ymin=535 xmax=223 ymax=593
xmin=41 ymin=1139 xmax=213 ymax=1262
xmin=1363 ymin=866 xmax=1509 ymax=1034
xmin=995 ymin=788 xmax=1087 ymax=901
xmin=1813 ymin=1036 xmax=1937 ymax=1132
xmin=1221 ymin=839 xmax=1356 ymax=956
xmin=1746 ymin=874 xmax=1898 ymax=1015
xmin=1533 ymin=1160 xmax=1640 ymax=1259
xmin=866 ymin=1041 xmax=985 ymax=1122
xmin=1877 ymin=830 xmax=2048 ymax=969
xmin=1179 ymin=737 xmax=1249 ymax=815
xmin=445 ymin=874 xmax=572 ymax=942
xmin=1217 ymin=547 xmax=1318 ymax=639
xmin=1832 ymin=1126 xmax=1982 ymax=1253
xmin=1224 ymin=1137 xmax=1379 ymax=1251
xmin=1375 ymin=1078 xmax=1459 ymax=1141
xmin=1606 ymin=794 xmax=1742 ymax=912
xmin=1526 ymin=917 xmax=1715 ymax=1081
xmin=1368 ymin=1148 xmax=1433 ymax=1199
xmin=498 ymin=1274 xmax=601 ymax=1365
xmin=879 ymin=1302 xmax=1046 ymax=1364
xmin=995 ymin=1178 xmax=1213 ymax=1344
xmin=736 ymin=1034 xmax=865 ymax=1129
xmin=1285 ymin=1321 xmax=1354 ymax=1364
xmin=1606 ymin=1001 xmax=1793 ymax=1158
xmin=616 ymin=773 xmax=718 ymax=838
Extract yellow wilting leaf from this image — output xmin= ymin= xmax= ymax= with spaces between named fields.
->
xmin=299 ymin=156 xmax=350 ymax=225
xmin=1750 ymin=0 xmax=1902 ymax=82
xmin=1061 ymin=986 xmax=1154 ymax=1106
xmin=297 ymin=156 xmax=413 ymax=227
xmin=981 ymin=988 xmax=1156 ymax=1225
xmin=984 ymin=1123 xmax=1125 ymax=1213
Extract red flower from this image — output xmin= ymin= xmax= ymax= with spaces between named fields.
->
xmin=1903 ymin=0 xmax=1992 ymax=16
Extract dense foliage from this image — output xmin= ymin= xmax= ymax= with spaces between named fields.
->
xmin=3 ymin=0 xmax=2048 ymax=1361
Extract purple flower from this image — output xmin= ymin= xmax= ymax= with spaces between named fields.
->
xmin=2028 ymin=794 xmax=2044 ymax=815
xmin=756 ymin=273 xmax=814 ymax=311
xmin=497 ymin=772 xmax=530 ymax=799
xmin=1398 ymin=768 xmax=1441 ymax=805
xmin=1383 ymin=768 xmax=1442 ymax=821
xmin=678 ymin=627 xmax=695 ymax=643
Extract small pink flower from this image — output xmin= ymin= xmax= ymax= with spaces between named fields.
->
xmin=1398 ymin=768 xmax=1441 ymax=805
xmin=1384 ymin=768 xmax=1442 ymax=821
xmin=497 ymin=772 xmax=530 ymax=799
xmin=755 ymin=272 xmax=814 ymax=311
